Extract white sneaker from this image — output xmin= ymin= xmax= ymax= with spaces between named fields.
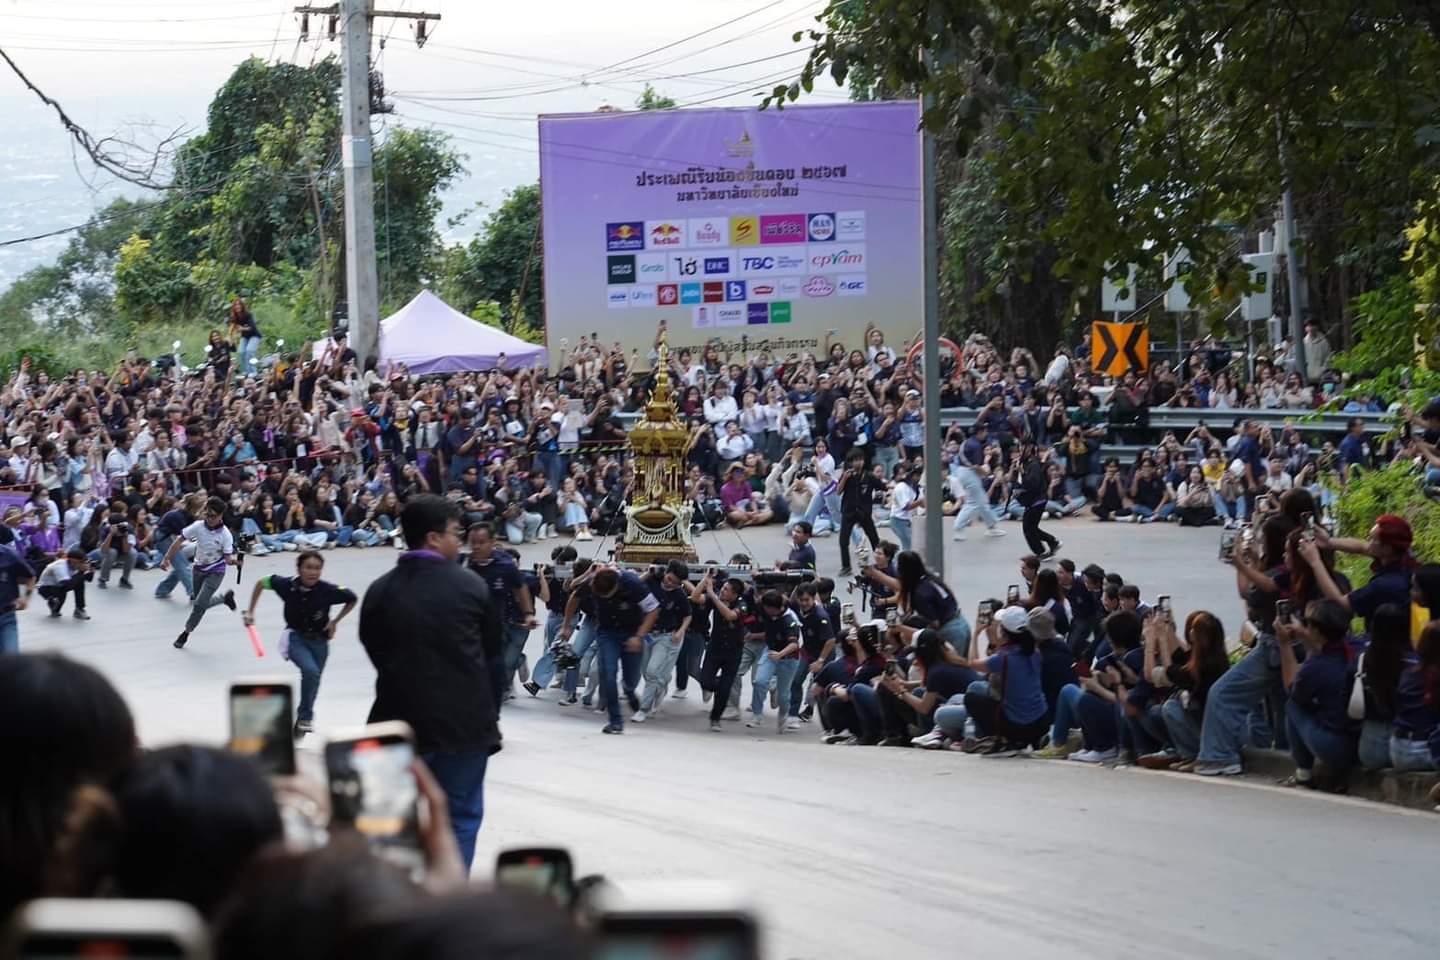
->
xmin=671 ymin=689 xmax=688 ymax=699
xmin=911 ymin=729 xmax=947 ymax=749
xmin=745 ymin=714 xmax=763 ymax=728
xmin=953 ymin=530 xmax=967 ymax=541
xmin=784 ymin=716 xmax=802 ymax=731
xmin=985 ymin=527 xmax=1007 ymax=537
xmin=722 ymin=706 xmax=740 ymax=721
xmin=631 ymin=710 xmax=649 ymax=723
xmin=1069 ymin=748 xmax=1119 ymax=764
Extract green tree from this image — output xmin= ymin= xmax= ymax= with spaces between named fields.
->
xmin=635 ymin=85 xmax=677 ymax=110
xmin=776 ymin=0 xmax=1440 ymax=345
xmin=375 ymin=126 xmax=466 ymax=307
xmin=438 ymin=183 xmax=542 ymax=340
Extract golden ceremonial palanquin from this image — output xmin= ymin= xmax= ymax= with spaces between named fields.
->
xmin=615 ymin=334 xmax=698 ymax=564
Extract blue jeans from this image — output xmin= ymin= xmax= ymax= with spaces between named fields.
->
xmin=419 ymin=748 xmax=489 ymax=874
xmin=1076 ymin=690 xmax=1119 ymax=751
xmin=752 ymin=655 xmax=800 ymax=718
xmin=1285 ymin=699 xmax=1357 ymax=774
xmin=238 ymin=335 xmax=261 ymax=376
xmin=952 ymin=466 xmax=1001 ymax=531
xmin=1050 ymin=682 xmax=1083 ymax=745
xmin=728 ymin=640 xmax=768 ymax=710
xmin=0 ymin=610 xmax=18 ymax=654
xmin=1358 ymin=718 xmax=1392 ymax=771
xmin=872 ymin=444 xmax=900 ymax=480
xmin=640 ymin=631 xmax=682 ymax=711
xmin=848 ymin=682 xmax=883 ymax=741
xmin=1391 ymin=734 xmax=1437 ymax=772
xmin=935 ymin=615 xmax=972 ymax=657
xmin=1130 ymin=503 xmax=1175 ymax=521
xmin=155 ymin=537 xmax=195 ymax=598
xmin=1123 ymin=702 xmax=1169 ymax=755
xmin=563 ymin=621 xmax=598 ymax=696
xmin=596 ymin=628 xmax=643 ymax=728
xmin=493 ymin=623 xmax=529 ymax=703
xmin=1211 ymin=490 xmax=1248 ymax=523
xmin=1198 ymin=642 xmax=1280 ymax=764
xmin=1161 ymin=697 xmax=1202 ymax=760
xmin=288 ymin=632 xmax=330 ymax=723
xmin=530 ymin=613 xmax=565 ymax=689
xmin=889 ymin=517 xmax=912 ymax=552
xmin=932 ymin=691 xmax=974 ymax=737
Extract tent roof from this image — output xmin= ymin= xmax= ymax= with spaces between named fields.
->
xmin=378 ymin=289 xmax=546 ymax=374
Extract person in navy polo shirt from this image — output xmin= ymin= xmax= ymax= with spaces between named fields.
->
xmin=1277 ymin=599 xmax=1360 ymax=788
xmin=777 ymin=521 xmax=816 ymax=571
xmin=466 ymin=522 xmax=537 ymax=706
xmin=747 ymin=590 xmax=803 ymax=733
xmin=1301 ymin=513 xmax=1414 ymax=630
xmin=633 ymin=560 xmax=692 ymax=723
xmin=560 ymin=565 xmax=658 ymax=734
xmin=788 ymin=581 xmax=834 ymax=724
xmin=0 ymin=543 xmax=36 ymax=654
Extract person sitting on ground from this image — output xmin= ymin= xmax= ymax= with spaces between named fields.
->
xmin=1276 ymin=599 xmax=1361 ymax=790
xmin=1135 ymin=610 xmax=1230 ymax=771
xmin=1354 ymin=603 xmax=1410 ymax=771
xmin=949 ymin=606 xmax=1050 ymax=756
xmin=1068 ymin=609 xmax=1145 ymax=764
xmin=880 ymin=629 xmax=979 ymax=750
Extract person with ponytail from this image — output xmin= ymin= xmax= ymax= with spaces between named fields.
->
xmin=1390 ymin=620 xmax=1440 ymax=772
xmin=1276 ymin=599 xmax=1360 ymax=789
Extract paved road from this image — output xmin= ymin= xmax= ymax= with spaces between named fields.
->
xmin=16 ymin=517 xmax=1440 ymax=959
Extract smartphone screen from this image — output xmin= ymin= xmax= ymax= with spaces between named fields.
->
xmin=1006 ymin=584 xmax=1020 ymax=604
xmin=840 ymin=602 xmax=855 ymax=627
xmin=325 ymin=725 xmax=422 ymax=873
xmin=596 ymin=915 xmax=759 ymax=960
xmin=228 ymin=682 xmax=295 ymax=776
xmin=495 ymin=848 xmax=574 ymax=906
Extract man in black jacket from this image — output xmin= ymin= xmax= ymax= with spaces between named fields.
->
xmin=359 ymin=494 xmax=501 ymax=872
xmin=1016 ymin=442 xmax=1060 ymax=559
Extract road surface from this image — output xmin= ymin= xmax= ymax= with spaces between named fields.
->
xmin=18 ymin=518 xmax=1439 ymax=959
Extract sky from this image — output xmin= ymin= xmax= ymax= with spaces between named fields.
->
xmin=0 ymin=0 xmax=847 ymax=290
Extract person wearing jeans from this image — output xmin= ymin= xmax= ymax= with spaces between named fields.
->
xmin=951 ymin=464 xmax=1005 ymax=540
xmin=466 ymin=524 xmax=538 ymax=706
xmin=633 ymin=562 xmax=692 ymax=722
xmin=0 ymin=547 xmax=37 ymax=654
xmin=559 ymin=566 xmax=658 ymax=734
xmin=161 ymin=497 xmax=239 ymax=650
xmin=153 ymin=495 xmax=201 ymax=599
xmin=789 ymin=582 xmax=835 ymax=720
xmin=744 ymin=591 xmax=804 ymax=731
xmin=1277 ymin=599 xmax=1359 ymax=786
xmin=243 ymin=550 xmax=357 ymax=736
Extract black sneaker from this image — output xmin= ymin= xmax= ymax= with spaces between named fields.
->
xmin=837 ymin=567 xmax=853 ymax=577
xmin=293 ymin=719 xmax=313 ymax=739
xmin=118 ymin=579 xmax=133 ymax=590
xmin=625 ymin=691 xmax=641 ymax=713
xmin=173 ymin=632 xmax=188 ymax=649
xmin=97 ymin=580 xmax=108 ymax=590
xmin=558 ymin=693 xmax=579 ymax=706
xmin=601 ymin=723 xmax=624 ymax=735
xmin=523 ymin=681 xmax=541 ymax=697
xmin=222 ymin=589 xmax=237 ymax=611
xmin=799 ymin=704 xmax=814 ymax=722
xmin=977 ymin=740 xmax=1023 ymax=758
xmin=879 ymin=736 xmax=912 ymax=748
xmin=73 ymin=609 xmax=91 ymax=621
xmin=47 ymin=597 xmax=62 ymax=617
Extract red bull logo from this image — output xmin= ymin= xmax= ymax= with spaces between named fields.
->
xmin=606 ymin=221 xmax=645 ymax=251
xmin=648 ymin=221 xmax=684 ymax=246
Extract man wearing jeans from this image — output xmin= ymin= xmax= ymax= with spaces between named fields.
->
xmin=747 ymin=590 xmax=803 ymax=733
xmin=153 ymin=494 xmax=201 ymax=600
xmin=0 ymin=545 xmax=36 ymax=654
xmin=951 ymin=429 xmax=1006 ymax=541
xmin=466 ymin=522 xmax=537 ymax=706
xmin=160 ymin=497 xmax=238 ymax=650
xmin=632 ymin=560 xmax=692 ymax=723
xmin=243 ymin=550 xmax=357 ymax=737
xmin=560 ymin=566 xmax=659 ymax=735
xmin=359 ymin=494 xmax=501 ymax=872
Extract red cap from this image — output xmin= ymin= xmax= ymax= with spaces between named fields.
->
xmin=350 ymin=407 xmax=366 ymax=417
xmin=1374 ymin=514 xmax=1413 ymax=552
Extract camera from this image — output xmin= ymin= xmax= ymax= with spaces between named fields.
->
xmin=857 ymin=618 xmax=886 ymax=649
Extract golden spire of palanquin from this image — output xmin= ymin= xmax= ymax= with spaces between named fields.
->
xmin=646 ymin=330 xmax=675 ymax=421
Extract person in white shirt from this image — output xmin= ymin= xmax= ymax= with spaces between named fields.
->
xmin=160 ymin=496 xmax=238 ymax=649
xmin=787 ymin=438 xmax=840 ymax=535
xmin=888 ymin=464 xmax=924 ymax=553
xmin=715 ymin=421 xmax=754 ymax=463
xmin=703 ymin=380 xmax=738 ymax=426
xmin=1043 ymin=347 xmax=1071 ymax=388
xmin=7 ymin=436 xmax=32 ymax=480
xmin=37 ymin=547 xmax=91 ymax=620
xmin=62 ymin=494 xmax=98 ymax=552
xmin=1263 ymin=456 xmax=1294 ymax=495
xmin=103 ymin=435 xmax=138 ymax=487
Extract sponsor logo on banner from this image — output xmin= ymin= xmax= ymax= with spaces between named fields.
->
xmin=731 ymin=215 xmax=759 ymax=246
xmin=607 ymin=288 xmax=629 ymax=309
xmin=808 ymin=244 xmax=865 ymax=273
xmin=747 ymin=303 xmax=769 ymax=325
xmin=679 ymin=283 xmax=702 ymax=304
xmin=648 ymin=221 xmax=684 ymax=247
xmin=607 ymin=255 xmax=636 ymax=283
xmin=606 ymin=221 xmax=644 ymax=251
xmin=715 ymin=306 xmax=745 ymax=327
xmin=772 ymin=251 xmax=805 ymax=272
xmin=657 ymin=283 xmax=679 ymax=306
xmin=739 ymin=251 xmax=804 ymax=276
xmin=636 ymin=253 xmax=667 ymax=279
xmin=702 ymin=281 xmax=724 ymax=303
xmin=759 ymin=213 xmax=806 ymax=244
xmin=750 ymin=282 xmax=777 ymax=301
xmin=769 ymin=301 xmax=792 ymax=324
xmin=837 ymin=274 xmax=867 ymax=296
xmin=703 ymin=255 xmax=732 ymax=276
xmin=670 ymin=254 xmax=700 ymax=280
xmin=807 ymin=213 xmax=836 ymax=242
xmin=803 ymin=276 xmax=836 ymax=298
xmin=629 ymin=285 xmax=657 ymax=307
xmin=776 ymin=277 xmax=801 ymax=298
xmin=836 ymin=211 xmax=865 ymax=241
xmin=740 ymin=254 xmax=775 ymax=275
xmin=725 ymin=279 xmax=746 ymax=302
xmin=693 ymin=306 xmax=713 ymax=328
xmin=687 ymin=218 xmax=728 ymax=247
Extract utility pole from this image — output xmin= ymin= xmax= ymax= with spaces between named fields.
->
xmin=919 ymin=54 xmax=944 ymax=578
xmin=1276 ymin=117 xmax=1308 ymax=385
xmin=295 ymin=1 xmax=440 ymax=367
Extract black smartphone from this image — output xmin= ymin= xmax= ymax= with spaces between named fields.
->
xmin=596 ymin=912 xmax=760 ymax=960
xmin=977 ymin=601 xmax=993 ymax=628
xmin=227 ymin=679 xmax=296 ymax=776
xmin=1156 ymin=595 xmax=1171 ymax=617
xmin=1006 ymin=584 xmax=1020 ymax=605
xmin=495 ymin=847 xmax=576 ymax=907
xmin=1218 ymin=528 xmax=1237 ymax=561
xmin=2 ymin=899 xmax=209 ymax=960
xmin=325 ymin=721 xmax=423 ymax=875
xmin=1276 ymin=599 xmax=1294 ymax=622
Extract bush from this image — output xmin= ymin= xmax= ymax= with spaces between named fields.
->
xmin=1332 ymin=459 xmax=1440 ymax=589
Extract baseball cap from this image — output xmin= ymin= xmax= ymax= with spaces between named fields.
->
xmin=1027 ymin=607 xmax=1058 ymax=641
xmin=996 ymin=605 xmax=1029 ymax=634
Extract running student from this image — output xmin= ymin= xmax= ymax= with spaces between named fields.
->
xmin=559 ymin=565 xmax=659 ymax=735
xmin=161 ymin=496 xmax=238 ymax=650
xmin=243 ymin=550 xmax=358 ymax=737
